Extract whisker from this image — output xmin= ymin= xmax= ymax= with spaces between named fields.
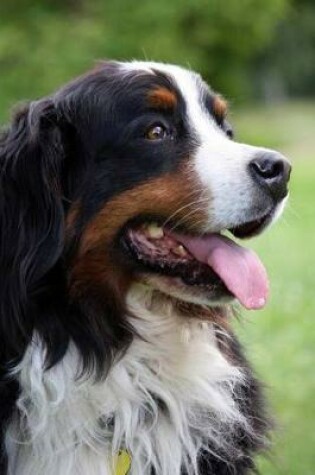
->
xmin=162 ymin=196 xmax=209 ymax=228
xmin=168 ymin=206 xmax=208 ymax=233
xmin=168 ymin=202 xmax=211 ymax=233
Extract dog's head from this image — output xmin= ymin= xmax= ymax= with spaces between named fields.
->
xmin=0 ymin=61 xmax=291 ymax=372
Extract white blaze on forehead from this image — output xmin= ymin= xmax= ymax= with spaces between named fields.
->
xmin=121 ymin=61 xmax=207 ymax=119
xmin=155 ymin=66 xmax=261 ymax=230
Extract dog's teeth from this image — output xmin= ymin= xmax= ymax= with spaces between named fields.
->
xmin=172 ymin=244 xmax=187 ymax=257
xmin=146 ymin=224 xmax=164 ymax=239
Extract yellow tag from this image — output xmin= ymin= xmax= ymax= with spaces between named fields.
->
xmin=115 ymin=450 xmax=131 ymax=475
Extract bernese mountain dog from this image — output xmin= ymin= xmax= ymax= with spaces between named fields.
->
xmin=0 ymin=61 xmax=291 ymax=475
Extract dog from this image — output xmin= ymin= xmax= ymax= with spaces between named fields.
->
xmin=0 ymin=61 xmax=291 ymax=475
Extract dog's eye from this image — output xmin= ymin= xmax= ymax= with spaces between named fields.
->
xmin=145 ymin=124 xmax=168 ymax=141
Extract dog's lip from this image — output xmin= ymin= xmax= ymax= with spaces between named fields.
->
xmin=228 ymin=210 xmax=274 ymax=239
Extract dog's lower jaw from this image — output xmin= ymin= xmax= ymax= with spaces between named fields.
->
xmin=138 ymin=273 xmax=235 ymax=308
xmin=5 ymin=284 xmax=269 ymax=475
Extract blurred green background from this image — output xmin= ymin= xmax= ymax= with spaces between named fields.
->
xmin=0 ymin=1 xmax=314 ymax=473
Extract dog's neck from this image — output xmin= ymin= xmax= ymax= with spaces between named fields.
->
xmin=6 ymin=284 xmax=248 ymax=475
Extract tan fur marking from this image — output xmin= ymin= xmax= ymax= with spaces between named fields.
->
xmin=69 ymin=164 xmax=208 ymax=297
xmin=66 ymin=201 xmax=81 ymax=234
xmin=213 ymin=95 xmax=228 ymax=120
xmin=79 ymin=164 xmax=207 ymax=256
xmin=69 ymin=246 xmax=132 ymax=300
xmin=148 ymin=87 xmax=177 ymax=110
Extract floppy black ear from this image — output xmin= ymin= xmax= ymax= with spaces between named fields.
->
xmin=0 ymin=100 xmax=66 ymax=364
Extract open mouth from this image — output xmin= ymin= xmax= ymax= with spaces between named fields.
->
xmin=122 ymin=214 xmax=271 ymax=310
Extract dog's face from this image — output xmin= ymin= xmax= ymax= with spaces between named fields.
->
xmin=62 ymin=61 xmax=290 ymax=309
xmin=0 ymin=60 xmax=291 ymax=368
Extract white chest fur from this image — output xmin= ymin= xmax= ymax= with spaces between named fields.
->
xmin=6 ymin=286 xmax=247 ymax=475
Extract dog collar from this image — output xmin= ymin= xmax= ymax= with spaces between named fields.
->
xmin=115 ymin=450 xmax=131 ymax=475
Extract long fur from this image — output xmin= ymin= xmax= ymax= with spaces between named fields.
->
xmin=6 ymin=285 xmax=268 ymax=475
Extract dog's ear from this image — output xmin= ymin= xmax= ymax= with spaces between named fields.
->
xmin=0 ymin=98 xmax=133 ymax=376
xmin=0 ymin=100 xmax=66 ymax=362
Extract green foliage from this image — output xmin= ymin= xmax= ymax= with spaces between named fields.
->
xmin=255 ymin=1 xmax=315 ymax=97
xmin=0 ymin=0 xmax=289 ymax=120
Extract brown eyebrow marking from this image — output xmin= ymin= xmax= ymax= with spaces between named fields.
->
xmin=213 ymin=95 xmax=228 ymax=120
xmin=148 ymin=87 xmax=178 ymax=110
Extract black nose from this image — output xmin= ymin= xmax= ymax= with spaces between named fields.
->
xmin=249 ymin=152 xmax=291 ymax=201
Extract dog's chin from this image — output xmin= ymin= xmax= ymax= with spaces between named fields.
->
xmin=138 ymin=273 xmax=234 ymax=307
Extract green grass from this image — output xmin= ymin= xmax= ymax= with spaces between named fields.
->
xmin=231 ymin=102 xmax=315 ymax=474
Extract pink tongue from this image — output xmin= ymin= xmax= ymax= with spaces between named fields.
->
xmin=169 ymin=232 xmax=269 ymax=310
